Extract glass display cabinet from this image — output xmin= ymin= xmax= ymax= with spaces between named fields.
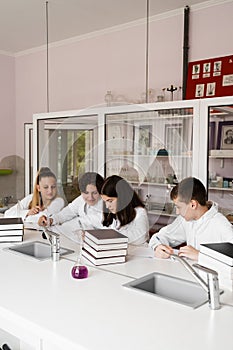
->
xmin=33 ymin=101 xmax=200 ymax=224
xmin=33 ymin=111 xmax=100 ymax=203
xmin=32 ymin=98 xmax=233 ymax=227
xmin=199 ymin=96 xmax=233 ymax=220
xmin=104 ymin=105 xmax=196 ymax=219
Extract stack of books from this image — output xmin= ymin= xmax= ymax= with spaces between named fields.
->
xmin=82 ymin=229 xmax=128 ymax=266
xmin=0 ymin=217 xmax=24 ymax=242
xmin=199 ymin=242 xmax=233 ymax=290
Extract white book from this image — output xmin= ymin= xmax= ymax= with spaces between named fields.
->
xmin=0 ymin=217 xmax=24 ymax=230
xmin=84 ymin=236 xmax=128 ymax=251
xmin=0 ymin=229 xmax=24 ymax=237
xmin=198 ymin=253 xmax=233 ymax=278
xmin=0 ymin=235 xmax=23 ymax=242
xmin=200 ymin=242 xmax=233 ymax=266
xmin=83 ymin=242 xmax=127 ymax=258
xmin=82 ymin=248 xmax=126 ymax=266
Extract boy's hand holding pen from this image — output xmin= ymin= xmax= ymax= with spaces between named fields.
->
xmin=154 ymin=235 xmax=174 ymax=258
xmin=38 ymin=214 xmax=53 ymax=227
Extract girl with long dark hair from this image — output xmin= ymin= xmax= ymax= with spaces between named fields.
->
xmin=101 ymin=175 xmax=149 ymax=245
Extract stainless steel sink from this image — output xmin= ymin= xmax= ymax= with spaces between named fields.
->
xmin=123 ymin=272 xmax=209 ymax=309
xmin=5 ymin=241 xmax=74 ymax=261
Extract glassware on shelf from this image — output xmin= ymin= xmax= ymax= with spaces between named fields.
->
xmin=104 ymin=90 xmax=113 ymax=106
xmin=71 ymin=229 xmax=88 ymax=279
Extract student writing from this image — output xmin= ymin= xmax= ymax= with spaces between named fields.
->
xmin=149 ymin=177 xmax=233 ymax=260
xmin=101 ymin=175 xmax=149 ymax=245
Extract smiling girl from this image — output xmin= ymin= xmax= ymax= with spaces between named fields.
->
xmin=38 ymin=172 xmax=104 ymax=232
xmin=5 ymin=167 xmax=64 ymax=226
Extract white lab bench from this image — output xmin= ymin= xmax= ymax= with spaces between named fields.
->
xmin=0 ymin=229 xmax=232 ymax=350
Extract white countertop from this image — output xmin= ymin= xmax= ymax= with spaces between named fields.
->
xmin=0 ymin=230 xmax=233 ymax=350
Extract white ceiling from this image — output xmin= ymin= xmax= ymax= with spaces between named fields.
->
xmin=0 ymin=0 xmax=216 ymax=54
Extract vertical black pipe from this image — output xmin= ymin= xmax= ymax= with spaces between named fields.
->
xmin=182 ymin=5 xmax=190 ymax=100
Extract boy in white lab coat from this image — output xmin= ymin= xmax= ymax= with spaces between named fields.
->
xmin=149 ymin=177 xmax=233 ymax=260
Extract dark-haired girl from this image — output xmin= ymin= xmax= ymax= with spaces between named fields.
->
xmin=101 ymin=175 xmax=149 ymax=245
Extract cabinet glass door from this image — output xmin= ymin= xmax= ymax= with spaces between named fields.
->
xmin=35 ymin=114 xmax=98 ymax=203
xmin=208 ymin=104 xmax=233 ymax=217
xmin=105 ymin=107 xmax=194 ymax=214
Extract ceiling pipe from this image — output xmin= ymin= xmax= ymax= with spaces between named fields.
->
xmin=182 ymin=5 xmax=190 ymax=100
xmin=145 ymin=0 xmax=150 ymax=103
xmin=46 ymin=1 xmax=50 ymax=112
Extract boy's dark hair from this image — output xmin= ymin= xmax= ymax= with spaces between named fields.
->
xmin=101 ymin=175 xmax=144 ymax=227
xmin=170 ymin=177 xmax=207 ymax=206
xmin=78 ymin=172 xmax=104 ymax=193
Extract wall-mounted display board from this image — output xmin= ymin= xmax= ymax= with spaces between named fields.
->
xmin=186 ymin=54 xmax=233 ymax=99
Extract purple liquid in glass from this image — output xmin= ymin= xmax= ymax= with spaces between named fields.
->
xmin=71 ymin=265 xmax=88 ymax=279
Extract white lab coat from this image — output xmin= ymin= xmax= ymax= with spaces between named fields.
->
xmin=51 ymin=195 xmax=104 ymax=229
xmin=149 ymin=202 xmax=233 ymax=250
xmin=4 ymin=194 xmax=64 ymax=227
xmin=110 ymin=207 xmax=149 ymax=245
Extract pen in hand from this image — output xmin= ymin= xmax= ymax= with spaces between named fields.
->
xmin=154 ymin=235 xmax=174 ymax=257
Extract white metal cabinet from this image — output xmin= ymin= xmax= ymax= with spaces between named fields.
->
xmin=32 ymin=97 xmax=232 ymax=216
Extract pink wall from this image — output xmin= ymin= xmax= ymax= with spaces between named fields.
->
xmin=149 ymin=13 xmax=184 ymax=100
xmin=0 ymin=54 xmax=15 ymax=159
xmin=15 ymin=50 xmax=47 ymax=153
xmin=49 ymin=23 xmax=147 ymax=111
xmin=3 ymin=1 xmax=233 ymax=160
xmin=189 ymin=2 xmax=233 ymax=60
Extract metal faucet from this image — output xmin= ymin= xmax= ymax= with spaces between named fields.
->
xmin=43 ymin=228 xmax=60 ymax=262
xmin=170 ymin=254 xmax=221 ymax=310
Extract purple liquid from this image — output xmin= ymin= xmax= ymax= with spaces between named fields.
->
xmin=71 ymin=265 xmax=88 ymax=279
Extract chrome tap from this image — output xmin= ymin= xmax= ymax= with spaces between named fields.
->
xmin=43 ymin=228 xmax=60 ymax=262
xmin=170 ymin=254 xmax=221 ymax=310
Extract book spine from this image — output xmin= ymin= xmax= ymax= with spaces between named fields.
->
xmin=0 ymin=236 xmax=23 ymax=242
xmin=0 ymin=225 xmax=24 ymax=231
xmin=0 ymin=229 xmax=24 ymax=236
xmin=84 ymin=236 xmax=128 ymax=250
xmin=83 ymin=242 xmax=127 ymax=258
xmin=82 ymin=249 xmax=126 ymax=266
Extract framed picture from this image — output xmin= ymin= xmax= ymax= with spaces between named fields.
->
xmin=138 ymin=125 xmax=152 ymax=148
xmin=195 ymin=84 xmax=204 ymax=98
xmin=206 ymin=82 xmax=216 ymax=97
xmin=209 ymin=121 xmax=216 ymax=150
xmin=192 ymin=64 xmax=200 ymax=74
xmin=217 ymin=121 xmax=233 ymax=149
xmin=203 ymin=62 xmax=211 ymax=73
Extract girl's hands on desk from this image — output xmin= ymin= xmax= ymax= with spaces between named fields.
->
xmin=155 ymin=244 xmax=174 ymax=258
xmin=178 ymin=245 xmax=199 ymax=261
xmin=27 ymin=206 xmax=41 ymax=216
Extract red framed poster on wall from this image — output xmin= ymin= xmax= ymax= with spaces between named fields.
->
xmin=186 ymin=54 xmax=233 ymax=99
